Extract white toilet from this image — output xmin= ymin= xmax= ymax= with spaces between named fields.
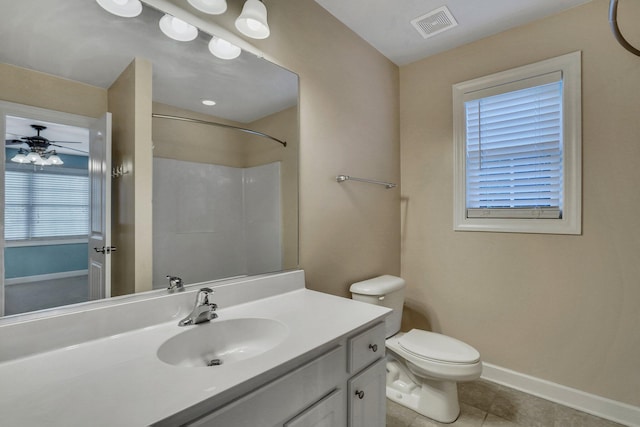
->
xmin=350 ymin=275 xmax=482 ymax=423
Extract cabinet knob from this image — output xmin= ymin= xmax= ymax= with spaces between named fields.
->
xmin=355 ymin=390 xmax=365 ymax=399
xmin=368 ymin=344 xmax=378 ymax=352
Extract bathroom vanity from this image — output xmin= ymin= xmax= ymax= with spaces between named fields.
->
xmin=0 ymin=271 xmax=389 ymax=426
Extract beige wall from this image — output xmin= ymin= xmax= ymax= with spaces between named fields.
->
xmin=152 ymin=102 xmax=246 ymax=167
xmin=257 ymin=0 xmax=401 ymax=295
xmin=400 ymin=0 xmax=640 ymax=406
xmin=248 ymin=107 xmax=299 ymax=271
xmin=0 ymin=63 xmax=107 ymax=117
xmin=108 ymin=58 xmax=154 ymax=296
xmin=175 ymin=0 xmax=401 ymax=296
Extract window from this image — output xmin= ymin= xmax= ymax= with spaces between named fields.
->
xmin=453 ymin=51 xmax=581 ymax=234
xmin=4 ymin=167 xmax=89 ymax=241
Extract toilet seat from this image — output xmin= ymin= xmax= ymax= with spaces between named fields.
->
xmin=386 ymin=330 xmax=482 ymax=382
xmin=398 ymin=329 xmax=480 ymax=364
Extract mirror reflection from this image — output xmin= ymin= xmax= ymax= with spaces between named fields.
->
xmin=0 ymin=0 xmax=299 ymax=317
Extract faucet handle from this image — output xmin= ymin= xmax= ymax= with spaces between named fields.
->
xmin=166 ymin=275 xmax=184 ymax=292
xmin=197 ymin=288 xmax=214 ymax=305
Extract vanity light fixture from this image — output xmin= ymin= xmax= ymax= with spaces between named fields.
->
xmin=95 ymin=0 xmax=142 ymax=18
xmin=235 ymin=0 xmax=270 ymax=39
xmin=208 ymin=36 xmax=241 ymax=60
xmin=187 ymin=0 xmax=227 ymax=15
xmin=159 ymin=14 xmax=199 ymax=41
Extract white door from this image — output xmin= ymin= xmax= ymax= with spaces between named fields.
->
xmin=88 ymin=113 xmax=112 ymax=300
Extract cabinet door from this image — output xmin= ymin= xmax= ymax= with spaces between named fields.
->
xmin=348 ymin=358 xmax=386 ymax=427
xmin=285 ymin=389 xmax=346 ymax=427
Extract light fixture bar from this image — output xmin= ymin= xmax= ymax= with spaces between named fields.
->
xmin=142 ymin=0 xmax=264 ymax=58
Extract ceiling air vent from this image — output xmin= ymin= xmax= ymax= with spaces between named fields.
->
xmin=411 ymin=6 xmax=458 ymax=39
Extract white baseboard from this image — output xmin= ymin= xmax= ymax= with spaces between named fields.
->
xmin=481 ymin=362 xmax=640 ymax=427
xmin=5 ymin=270 xmax=88 ymax=286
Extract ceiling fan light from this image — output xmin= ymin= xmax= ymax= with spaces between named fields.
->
xmin=25 ymin=152 xmax=41 ymax=163
xmin=95 ymin=0 xmax=142 ymax=18
xmin=235 ymin=0 xmax=270 ymax=39
xmin=48 ymin=153 xmax=64 ymax=166
xmin=159 ymin=14 xmax=198 ymax=42
xmin=11 ymin=152 xmax=28 ymax=164
xmin=208 ymin=36 xmax=241 ymax=60
xmin=187 ymin=0 xmax=227 ymax=15
xmin=32 ymin=156 xmax=46 ymax=166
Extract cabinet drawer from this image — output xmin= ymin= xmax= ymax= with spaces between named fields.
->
xmin=187 ymin=345 xmax=347 ymax=427
xmin=348 ymin=322 xmax=385 ymax=374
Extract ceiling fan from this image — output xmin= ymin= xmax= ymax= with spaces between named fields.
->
xmin=5 ymin=124 xmax=88 ymax=166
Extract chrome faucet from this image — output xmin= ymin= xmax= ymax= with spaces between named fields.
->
xmin=178 ymin=288 xmax=218 ymax=326
xmin=166 ymin=275 xmax=184 ymax=292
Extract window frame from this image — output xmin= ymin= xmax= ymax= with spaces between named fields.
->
xmin=452 ymin=51 xmax=582 ymax=235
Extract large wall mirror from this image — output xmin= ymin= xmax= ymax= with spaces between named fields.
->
xmin=0 ymin=0 xmax=299 ymax=317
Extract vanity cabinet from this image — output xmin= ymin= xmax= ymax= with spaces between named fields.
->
xmin=184 ymin=322 xmax=386 ymax=427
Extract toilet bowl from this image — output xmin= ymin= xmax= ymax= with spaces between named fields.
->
xmin=350 ymin=275 xmax=482 ymax=423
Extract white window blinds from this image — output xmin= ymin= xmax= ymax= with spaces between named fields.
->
xmin=463 ymin=73 xmax=563 ymax=219
xmin=4 ymin=169 xmax=89 ymax=241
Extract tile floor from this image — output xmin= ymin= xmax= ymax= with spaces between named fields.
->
xmin=386 ymin=379 xmax=628 ymax=427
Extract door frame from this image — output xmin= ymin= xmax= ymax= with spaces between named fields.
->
xmin=0 ymin=100 xmax=102 ymax=316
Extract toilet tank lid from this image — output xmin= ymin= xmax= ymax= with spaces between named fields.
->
xmin=350 ymin=275 xmax=406 ymax=295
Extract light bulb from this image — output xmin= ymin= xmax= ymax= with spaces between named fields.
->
xmin=246 ymin=18 xmax=264 ymax=32
xmin=208 ymin=36 xmax=241 ymax=60
xmin=159 ymin=14 xmax=198 ymax=42
xmin=235 ymin=0 xmax=270 ymax=39
xmin=95 ymin=0 xmax=142 ymax=18
xmin=48 ymin=153 xmax=64 ymax=166
xmin=187 ymin=0 xmax=227 ymax=15
xmin=26 ymin=152 xmax=41 ymax=163
xmin=11 ymin=152 xmax=28 ymax=164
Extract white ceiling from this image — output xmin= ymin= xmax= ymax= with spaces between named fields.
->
xmin=314 ymin=0 xmax=594 ymax=65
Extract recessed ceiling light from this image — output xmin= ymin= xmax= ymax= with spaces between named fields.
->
xmin=201 ymin=99 xmax=217 ymax=106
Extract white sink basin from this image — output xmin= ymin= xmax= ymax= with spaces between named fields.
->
xmin=157 ymin=318 xmax=288 ymax=368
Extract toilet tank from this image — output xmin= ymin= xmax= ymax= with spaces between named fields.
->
xmin=350 ymin=275 xmax=405 ymax=338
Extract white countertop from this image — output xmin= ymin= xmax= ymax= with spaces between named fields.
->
xmin=0 ymin=282 xmax=389 ymax=426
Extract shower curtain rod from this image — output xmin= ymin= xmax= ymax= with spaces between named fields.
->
xmin=609 ymin=0 xmax=640 ymax=57
xmin=151 ymin=113 xmax=287 ymax=147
